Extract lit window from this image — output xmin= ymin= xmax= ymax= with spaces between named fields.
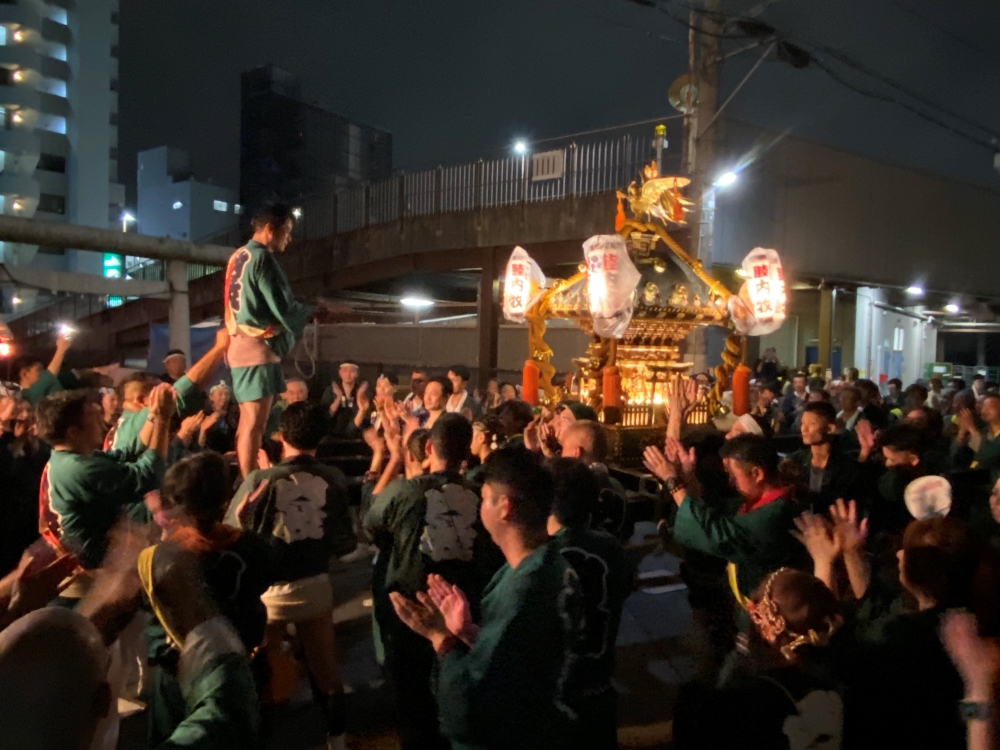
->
xmin=213 ymin=199 xmax=227 ymax=212
xmin=36 ymin=115 xmax=67 ymax=134
xmin=172 ymin=201 xmax=183 ymax=210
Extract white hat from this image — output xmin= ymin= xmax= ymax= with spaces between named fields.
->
xmin=904 ymin=475 xmax=952 ymax=520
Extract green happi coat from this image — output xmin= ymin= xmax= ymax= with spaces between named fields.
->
xmin=110 ymin=375 xmax=203 ymax=462
xmin=436 ymin=541 xmax=585 ymax=750
xmin=41 ymin=447 xmax=164 ymax=568
xmin=224 ymin=240 xmax=313 ymax=403
xmin=673 ymin=491 xmax=806 ymax=605
xmin=22 ymin=368 xmax=63 ymax=406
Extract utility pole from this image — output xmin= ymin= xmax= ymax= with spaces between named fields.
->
xmin=680 ymin=0 xmax=722 ymax=374
xmin=683 ymin=0 xmax=722 ymax=270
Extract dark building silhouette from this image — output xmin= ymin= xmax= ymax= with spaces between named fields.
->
xmin=239 ymin=64 xmax=392 ymax=216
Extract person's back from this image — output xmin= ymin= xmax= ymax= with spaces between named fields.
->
xmin=363 ymin=414 xmax=483 ymax=750
xmin=546 ymin=457 xmax=631 ymax=748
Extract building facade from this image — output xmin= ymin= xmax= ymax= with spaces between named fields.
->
xmin=239 ymin=64 xmax=392 ymax=218
xmin=136 ymin=145 xmax=237 ymax=244
xmin=1 ymin=0 xmax=125 ymax=312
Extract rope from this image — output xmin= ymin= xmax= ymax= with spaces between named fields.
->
xmin=294 ymin=322 xmax=318 ymax=380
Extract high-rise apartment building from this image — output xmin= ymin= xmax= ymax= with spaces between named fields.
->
xmin=240 ymin=64 xmax=392 ymax=217
xmin=1 ymin=0 xmax=125 ymax=311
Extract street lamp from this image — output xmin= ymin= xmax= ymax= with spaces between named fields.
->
xmin=121 ymin=211 xmax=135 ymax=233
xmin=400 ymin=296 xmax=434 ymax=310
xmin=945 ymin=303 xmax=960 ymax=314
xmin=905 ymin=285 xmax=924 ymax=296
xmin=513 ymin=140 xmax=528 ymax=155
xmin=714 ymin=171 xmax=738 ymax=188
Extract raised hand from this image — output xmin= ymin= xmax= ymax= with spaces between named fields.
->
xmin=643 ymin=444 xmax=677 ymax=482
xmin=792 ymin=512 xmax=840 ymax=567
xmin=956 ymin=408 xmax=976 ymax=440
xmin=941 ymin=610 xmax=1000 ymax=703
xmin=855 ymin=419 xmax=875 ymax=461
xmin=356 ymin=382 xmax=371 ymax=411
xmin=665 ymin=436 xmax=695 ymax=475
xmin=830 ymin=498 xmax=868 ymax=554
xmin=177 ymin=411 xmax=206 ymax=443
xmin=682 ymin=377 xmax=698 ymax=414
xmin=523 ymin=417 xmax=541 ymax=452
xmin=257 ymin=448 xmax=272 ymax=470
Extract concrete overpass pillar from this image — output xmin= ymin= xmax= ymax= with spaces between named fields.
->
xmin=477 ymin=246 xmax=499 ymax=390
xmin=167 ymin=258 xmax=190 ymax=360
xmin=818 ymin=286 xmax=836 ymax=371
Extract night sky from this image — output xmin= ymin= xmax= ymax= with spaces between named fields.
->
xmin=119 ymin=0 xmax=1000 ymax=204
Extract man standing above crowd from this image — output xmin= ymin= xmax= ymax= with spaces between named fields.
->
xmin=224 ymin=202 xmax=314 ymax=477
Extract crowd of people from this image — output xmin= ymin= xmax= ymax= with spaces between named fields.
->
xmin=0 ymin=209 xmax=997 ymax=750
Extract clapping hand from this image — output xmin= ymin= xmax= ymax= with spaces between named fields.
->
xmin=389 ymin=589 xmax=451 ymax=653
xmin=356 ymin=382 xmax=371 ymax=412
xmin=426 ymin=574 xmax=476 ymax=646
xmin=792 ymin=512 xmax=840 ymax=567
xmin=643 ymin=444 xmax=677 ymax=483
xmin=665 ymin=436 xmax=696 ymax=475
xmin=830 ymin=498 xmax=868 ymax=554
xmin=956 ymin=408 xmax=976 ymax=441
xmin=855 ymin=419 xmax=875 ymax=461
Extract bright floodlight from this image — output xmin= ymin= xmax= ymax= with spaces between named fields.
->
xmin=122 ymin=212 xmax=135 ymax=223
xmin=945 ymin=303 xmax=960 ymax=314
xmin=400 ymin=296 xmax=434 ymax=310
xmin=905 ymin=286 xmax=924 ymax=296
xmin=292 ymin=207 xmax=303 ymax=219
xmin=11 ymin=296 xmax=21 ymax=305
xmin=714 ymin=171 xmax=738 ymax=187
xmin=513 ymin=140 xmax=528 ymax=155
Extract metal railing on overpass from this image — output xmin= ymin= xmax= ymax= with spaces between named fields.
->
xmin=294 ymin=128 xmax=675 ymax=239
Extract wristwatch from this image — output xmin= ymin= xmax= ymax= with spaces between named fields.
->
xmin=959 ymin=700 xmax=991 ymax=723
xmin=664 ymin=476 xmax=686 ymax=495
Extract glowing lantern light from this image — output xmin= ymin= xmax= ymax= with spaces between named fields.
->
xmin=502 ymin=246 xmax=546 ymax=323
xmin=583 ymin=234 xmax=641 ymax=339
xmin=0 ymin=342 xmax=10 ymax=357
xmin=729 ymin=247 xmax=787 ymax=337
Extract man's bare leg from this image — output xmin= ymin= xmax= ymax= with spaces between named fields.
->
xmin=298 ymin=612 xmax=347 ymax=747
xmin=237 ymin=395 xmax=273 ymax=477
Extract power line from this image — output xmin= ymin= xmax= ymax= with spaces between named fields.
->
xmin=881 ymin=0 xmax=1000 ymax=67
xmin=809 ymin=56 xmax=997 ymax=152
